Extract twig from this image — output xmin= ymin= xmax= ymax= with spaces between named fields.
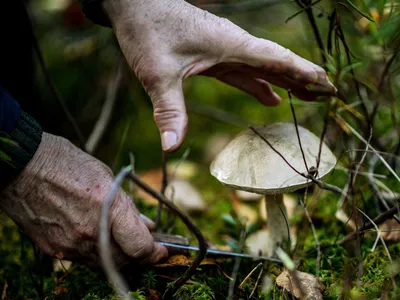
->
xmin=338 ymin=204 xmax=400 ymax=245
xmin=249 ymin=266 xmax=264 ymax=299
xmin=249 ymin=126 xmax=304 ymax=177
xmin=86 ymin=60 xmax=124 ymax=154
xmin=171 ymin=146 xmax=192 ymax=181
xmin=238 ymin=262 xmax=263 ymax=289
xmin=295 ymin=0 xmax=327 ymax=64
xmin=155 ymin=151 xmax=168 ymax=229
xmin=24 ymin=2 xmax=86 ymax=148
xmin=351 ymin=125 xmax=372 ymax=186
xmin=356 ymin=208 xmax=392 ymax=261
xmin=288 ymin=91 xmax=309 ymax=172
xmin=317 ymin=99 xmax=333 ymax=170
xmin=127 ymin=172 xmax=208 ymax=298
xmin=1 ymin=282 xmax=7 ymax=300
xmin=228 ymin=226 xmax=247 ymax=300
xmin=336 ymin=114 xmax=400 ymax=182
xmin=188 ymin=100 xmax=253 ymax=127
xmin=99 ymin=166 xmax=132 ymax=297
xmin=250 ymin=125 xmax=350 ymax=199
xmin=368 ymin=155 xmax=400 ymax=224
xmin=300 ymin=199 xmax=321 ymax=278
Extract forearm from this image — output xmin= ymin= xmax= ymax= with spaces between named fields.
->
xmin=0 ymin=86 xmax=42 ymax=191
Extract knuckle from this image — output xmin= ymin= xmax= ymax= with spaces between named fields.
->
xmin=131 ymin=241 xmax=154 ymax=260
xmin=153 ymin=108 xmax=187 ymax=129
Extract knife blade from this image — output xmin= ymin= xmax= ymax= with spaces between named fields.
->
xmin=158 ymin=241 xmax=282 ymax=264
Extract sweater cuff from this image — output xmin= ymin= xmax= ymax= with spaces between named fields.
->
xmin=0 ymin=111 xmax=43 ymax=191
xmin=79 ymin=0 xmax=112 ymax=27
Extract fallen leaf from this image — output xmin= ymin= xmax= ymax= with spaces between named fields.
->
xmin=230 ymin=192 xmax=258 ymax=226
xmin=54 ymin=286 xmax=68 ymax=295
xmin=155 ymin=255 xmax=191 ymax=268
xmin=148 ymin=289 xmax=161 ymax=300
xmin=276 ymin=269 xmax=325 ymax=299
xmin=380 ymin=219 xmax=400 ymax=241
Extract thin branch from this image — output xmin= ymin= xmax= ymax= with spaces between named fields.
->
xmin=228 ymin=226 xmax=247 ymax=300
xmin=338 ymin=204 xmax=400 ymax=245
xmin=288 ymin=91 xmax=309 ymax=172
xmin=336 ymin=114 xmax=400 ymax=182
xmin=155 ymin=151 xmax=168 ymax=229
xmin=86 ymin=60 xmax=124 ymax=154
xmin=24 ymin=2 xmax=86 ymax=148
xmin=300 ymin=199 xmax=321 ymax=278
xmin=356 ymin=208 xmax=392 ymax=262
xmin=249 ymin=126 xmax=304 ymax=177
xmin=295 ymin=0 xmax=327 ymax=64
xmin=99 ymin=166 xmax=132 ymax=298
xmin=249 ymin=266 xmax=263 ymax=299
xmin=127 ymin=172 xmax=208 ymax=298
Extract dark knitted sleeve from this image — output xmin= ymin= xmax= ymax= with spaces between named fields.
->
xmin=78 ymin=0 xmax=112 ymax=27
xmin=0 ymin=86 xmax=42 ymax=191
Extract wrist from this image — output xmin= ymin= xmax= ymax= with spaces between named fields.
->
xmin=0 ymin=111 xmax=43 ymax=191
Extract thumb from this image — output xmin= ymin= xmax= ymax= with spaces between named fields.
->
xmin=151 ymin=83 xmax=188 ymax=152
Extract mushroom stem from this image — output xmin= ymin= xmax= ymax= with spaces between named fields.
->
xmin=264 ymin=193 xmax=289 ymax=257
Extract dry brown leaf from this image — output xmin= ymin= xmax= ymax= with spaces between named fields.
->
xmin=230 ymin=191 xmax=258 ymax=226
xmin=148 ymin=289 xmax=162 ymax=300
xmin=155 ymin=255 xmax=191 ymax=267
xmin=379 ymin=219 xmax=400 ymax=241
xmin=276 ymin=269 xmax=324 ymax=300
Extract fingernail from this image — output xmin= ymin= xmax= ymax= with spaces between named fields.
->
xmin=161 ymin=131 xmax=178 ymax=151
xmin=273 ymin=92 xmax=281 ymax=100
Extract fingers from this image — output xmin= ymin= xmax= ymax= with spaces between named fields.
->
xmin=230 ymin=37 xmax=337 ymax=96
xmin=217 ymin=72 xmax=281 ymax=106
xmin=111 ymin=193 xmax=168 ymax=264
xmin=150 ymin=83 xmax=188 ymax=152
xmin=140 ymin=213 xmax=156 ymax=231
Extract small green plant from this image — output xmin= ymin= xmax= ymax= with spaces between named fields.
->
xmin=141 ymin=270 xmax=157 ymax=290
xmin=174 ymin=283 xmax=215 ymax=300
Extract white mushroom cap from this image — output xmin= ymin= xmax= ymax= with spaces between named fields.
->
xmin=210 ymin=123 xmax=336 ymax=194
xmin=165 ymin=179 xmax=207 ymax=212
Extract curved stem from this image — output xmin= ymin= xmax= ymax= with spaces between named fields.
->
xmin=127 ymin=173 xmax=208 ymax=298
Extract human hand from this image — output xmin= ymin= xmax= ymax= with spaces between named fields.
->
xmin=103 ymin=0 xmax=336 ymax=152
xmin=0 ymin=133 xmax=167 ymax=266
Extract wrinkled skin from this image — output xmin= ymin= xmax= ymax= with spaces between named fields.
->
xmin=0 ymin=133 xmax=167 ymax=266
xmin=103 ymin=0 xmax=336 ymax=151
xmin=0 ymin=0 xmax=336 ymax=266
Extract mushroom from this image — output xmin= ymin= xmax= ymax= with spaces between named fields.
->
xmin=210 ymin=123 xmax=336 ymax=257
xmin=165 ymin=179 xmax=207 ymax=213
